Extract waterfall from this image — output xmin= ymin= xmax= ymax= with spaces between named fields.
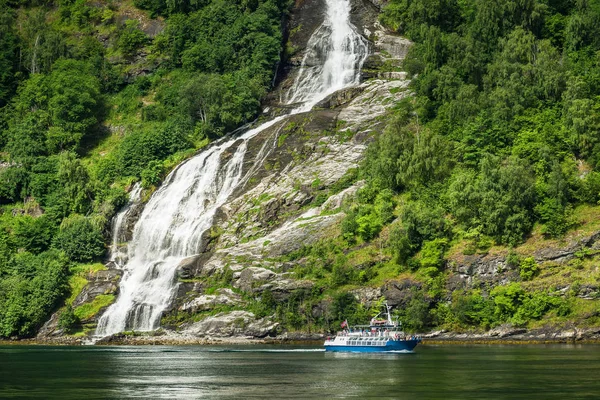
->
xmin=286 ymin=0 xmax=369 ymax=110
xmin=95 ymin=0 xmax=369 ymax=337
xmin=109 ymin=183 xmax=142 ymax=268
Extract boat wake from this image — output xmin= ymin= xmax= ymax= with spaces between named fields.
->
xmin=215 ymin=348 xmax=326 ymax=353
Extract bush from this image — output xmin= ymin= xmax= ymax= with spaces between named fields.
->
xmin=0 ymin=249 xmax=70 ymax=338
xmin=356 ymin=212 xmax=382 ymax=241
xmin=11 ymin=215 xmax=56 ymax=254
xmin=118 ymin=20 xmax=147 ymax=57
xmin=519 ymin=257 xmax=539 ymax=281
xmin=450 ymin=290 xmax=496 ymax=329
xmin=53 ymin=215 xmax=105 ymax=262
xmin=57 ymin=304 xmax=80 ymax=334
xmin=388 ymin=222 xmax=414 ymax=265
xmin=536 ymin=198 xmax=574 ymax=238
xmin=419 ymin=238 xmax=449 ymax=271
xmin=397 ymin=288 xmax=431 ymax=333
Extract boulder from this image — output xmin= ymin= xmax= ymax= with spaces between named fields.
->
xmin=183 ymin=311 xmax=279 ymax=338
xmin=180 ymin=288 xmax=243 ymax=313
xmin=233 ymin=267 xmax=277 ymax=292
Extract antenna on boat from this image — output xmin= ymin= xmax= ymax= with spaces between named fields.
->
xmin=385 ymin=302 xmax=393 ymax=326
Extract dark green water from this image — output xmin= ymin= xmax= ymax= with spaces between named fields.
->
xmin=1 ymin=344 xmax=599 ymax=399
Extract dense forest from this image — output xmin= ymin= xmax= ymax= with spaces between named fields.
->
xmin=0 ymin=0 xmax=291 ymax=338
xmin=321 ymin=0 xmax=600 ymax=331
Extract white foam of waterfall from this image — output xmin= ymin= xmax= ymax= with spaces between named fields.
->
xmin=95 ymin=0 xmax=369 ymax=337
xmin=285 ymin=0 xmax=369 ymax=110
xmin=110 ymin=183 xmax=142 ymax=268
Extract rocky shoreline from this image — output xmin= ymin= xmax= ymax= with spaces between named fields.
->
xmin=6 ymin=325 xmax=600 ymax=346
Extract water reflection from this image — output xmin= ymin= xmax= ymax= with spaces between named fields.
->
xmin=1 ymin=345 xmax=600 ymax=399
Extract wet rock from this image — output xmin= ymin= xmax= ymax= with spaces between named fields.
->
xmin=176 ymin=253 xmax=220 ymax=279
xmin=37 ymin=268 xmax=122 ymax=338
xmin=315 ymin=86 xmax=366 ymax=109
xmin=72 ymin=269 xmax=122 ymax=311
xmin=375 ymin=30 xmax=412 ymax=61
xmin=488 ymin=324 xmax=527 ymax=338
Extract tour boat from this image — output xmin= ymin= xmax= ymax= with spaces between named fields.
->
xmin=323 ymin=303 xmax=421 ymax=353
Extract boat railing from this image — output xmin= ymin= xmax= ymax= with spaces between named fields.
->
xmin=334 ymin=329 xmax=422 ymax=341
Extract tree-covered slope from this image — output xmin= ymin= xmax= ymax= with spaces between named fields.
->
xmin=0 ymin=0 xmax=291 ymax=338
xmin=330 ymin=0 xmax=600 ymax=332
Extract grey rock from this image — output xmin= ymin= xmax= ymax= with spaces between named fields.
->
xmin=180 ymin=289 xmax=243 ymax=313
xmin=233 ymin=267 xmax=277 ymax=292
xmin=488 ymin=325 xmax=527 ymax=338
xmin=183 ymin=311 xmax=279 ymax=338
xmin=350 ymin=287 xmax=382 ymax=307
xmin=72 ymin=269 xmax=122 ymax=310
xmin=446 ymin=252 xmax=519 ymax=291
xmin=381 ymin=279 xmax=423 ymax=307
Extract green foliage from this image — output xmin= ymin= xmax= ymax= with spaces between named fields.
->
xmin=117 ymin=20 xmax=147 ymax=57
xmin=519 ymin=257 xmax=539 ymax=281
xmin=419 ymin=238 xmax=448 ymax=272
xmin=370 ymin=0 xmax=600 ymax=257
xmin=0 ymin=4 xmax=19 ymax=107
xmin=251 ymin=289 xmax=276 ymax=318
xmin=0 ymin=0 xmax=290 ymax=339
xmin=11 ymin=215 xmax=56 ymax=254
xmin=53 ymin=215 xmax=105 ymax=262
xmin=450 ymin=290 xmax=495 ymax=329
xmin=6 ymin=59 xmax=102 ymax=158
xmin=141 ymin=160 xmax=165 ymax=188
xmin=446 ymin=156 xmax=536 ymax=246
xmin=73 ymin=294 xmax=115 ymax=321
xmin=330 ymin=292 xmax=369 ymax=327
xmin=330 ymin=254 xmax=356 ymax=287
xmin=98 ymin=121 xmax=192 ymax=182
xmin=57 ymin=304 xmax=80 ymax=334
xmin=396 ymin=288 xmax=431 ymax=332
xmin=0 ymin=249 xmax=70 ymax=338
xmin=488 ymin=283 xmax=567 ymax=325
xmin=341 ymin=186 xmax=398 ymax=243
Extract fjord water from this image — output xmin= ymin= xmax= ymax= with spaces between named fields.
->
xmin=2 ymin=345 xmax=599 ymax=399
xmin=95 ymin=0 xmax=369 ymax=337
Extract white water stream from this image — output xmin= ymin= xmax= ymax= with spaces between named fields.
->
xmin=109 ymin=183 xmax=142 ymax=268
xmin=95 ymin=0 xmax=369 ymax=337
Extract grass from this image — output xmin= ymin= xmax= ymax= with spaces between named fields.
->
xmin=74 ymin=294 xmax=115 ymax=321
xmin=66 ymin=276 xmax=89 ymax=306
xmin=66 ymin=263 xmax=108 ymax=305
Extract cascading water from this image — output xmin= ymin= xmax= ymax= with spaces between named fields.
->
xmin=109 ymin=183 xmax=142 ymax=268
xmin=95 ymin=0 xmax=369 ymax=337
xmin=285 ymin=0 xmax=369 ymax=110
